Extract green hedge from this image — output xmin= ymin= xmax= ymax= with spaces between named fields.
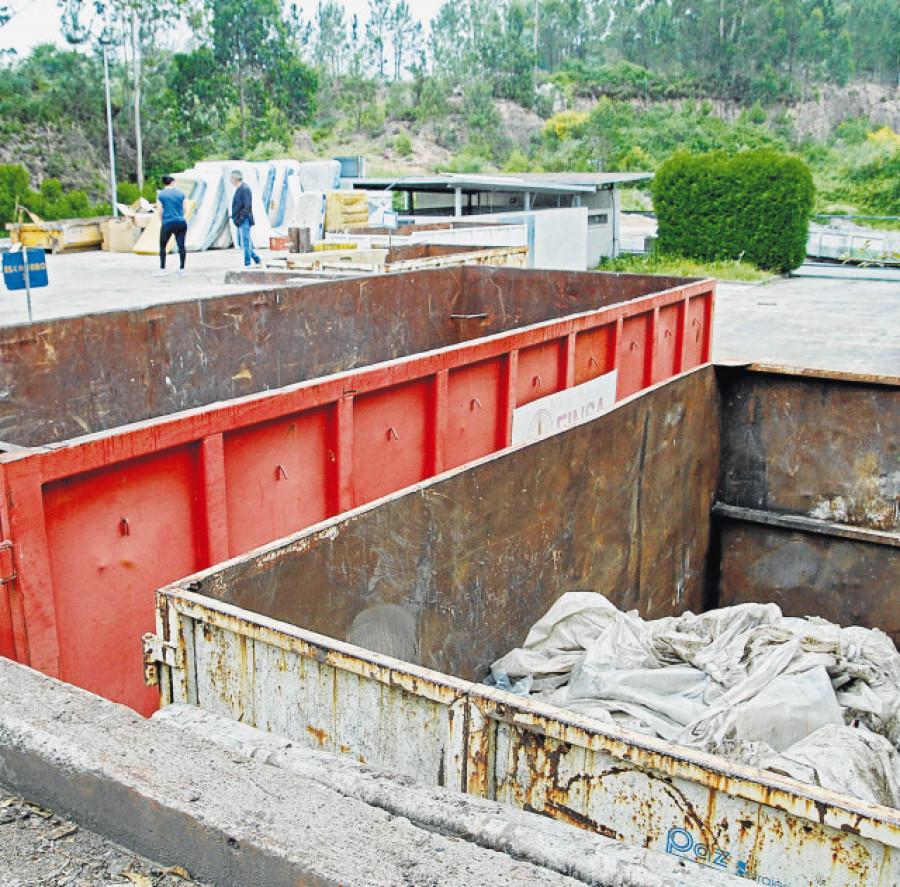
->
xmin=653 ymin=149 xmax=814 ymax=272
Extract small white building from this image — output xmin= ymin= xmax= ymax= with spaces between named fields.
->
xmin=353 ymin=172 xmax=652 ymax=270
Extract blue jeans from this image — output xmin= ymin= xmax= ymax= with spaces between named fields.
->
xmin=237 ymin=218 xmax=259 ymax=265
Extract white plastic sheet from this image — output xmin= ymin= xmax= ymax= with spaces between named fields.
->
xmin=490 ymin=592 xmax=900 ymax=805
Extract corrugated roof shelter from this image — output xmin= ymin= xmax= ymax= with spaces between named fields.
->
xmin=353 ymin=172 xmax=653 ymax=269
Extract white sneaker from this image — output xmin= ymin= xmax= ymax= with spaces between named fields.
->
xmin=175 ymin=269 xmax=186 ymax=277
xmin=152 ymin=269 xmax=167 ymax=277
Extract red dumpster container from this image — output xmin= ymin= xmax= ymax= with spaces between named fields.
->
xmin=0 ymin=267 xmax=714 ymax=713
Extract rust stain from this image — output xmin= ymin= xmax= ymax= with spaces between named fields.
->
xmin=306 ymin=725 xmax=329 ymax=746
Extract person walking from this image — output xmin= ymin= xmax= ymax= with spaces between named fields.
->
xmin=154 ymin=175 xmax=187 ymax=277
xmin=230 ymin=170 xmax=261 ymax=267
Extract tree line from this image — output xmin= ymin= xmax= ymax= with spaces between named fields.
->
xmin=0 ymin=0 xmax=898 ymax=211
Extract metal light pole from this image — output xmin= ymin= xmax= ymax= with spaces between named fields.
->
xmin=101 ymin=39 xmax=118 ymax=216
xmin=63 ymin=4 xmax=117 ymax=216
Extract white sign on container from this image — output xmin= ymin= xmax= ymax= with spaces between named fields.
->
xmin=511 ymin=371 xmax=617 ymax=445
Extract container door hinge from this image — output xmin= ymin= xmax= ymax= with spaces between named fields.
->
xmin=0 ymin=541 xmax=15 ymax=584
xmin=142 ymin=633 xmax=183 ymax=686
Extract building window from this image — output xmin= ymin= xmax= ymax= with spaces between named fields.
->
xmin=589 ymin=214 xmax=609 ymax=226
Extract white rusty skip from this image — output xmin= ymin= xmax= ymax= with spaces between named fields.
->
xmin=146 ymin=587 xmax=900 ymax=887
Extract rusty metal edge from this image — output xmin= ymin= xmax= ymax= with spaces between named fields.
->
xmin=155 ymin=584 xmax=900 ymax=849
xmin=726 ymin=362 xmax=900 ymax=388
xmin=712 ymin=503 xmax=900 ymax=548
xmin=164 ymin=588 xmax=473 ymax=705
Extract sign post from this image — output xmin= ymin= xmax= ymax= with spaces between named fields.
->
xmin=2 ymin=247 xmax=49 ymax=323
xmin=383 ymin=209 xmax=398 ymax=250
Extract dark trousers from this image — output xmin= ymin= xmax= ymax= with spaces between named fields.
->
xmin=160 ymin=220 xmax=188 ymax=269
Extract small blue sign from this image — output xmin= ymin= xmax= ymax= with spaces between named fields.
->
xmin=383 ymin=210 xmax=399 ymax=230
xmin=3 ymin=249 xmax=49 ymax=290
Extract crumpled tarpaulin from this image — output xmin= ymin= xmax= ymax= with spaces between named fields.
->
xmin=489 ymin=592 xmax=900 ymax=807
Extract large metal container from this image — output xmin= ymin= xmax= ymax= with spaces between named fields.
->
xmin=145 ymin=365 xmax=900 ymax=887
xmin=0 ymin=267 xmax=714 ymax=714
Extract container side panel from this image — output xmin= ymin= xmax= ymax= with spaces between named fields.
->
xmin=197 ymin=368 xmax=720 ymax=683
xmin=715 ymin=371 xmax=900 ymax=637
xmin=0 ymin=581 xmax=13 ymax=659
xmin=683 ymin=295 xmax=711 ymax=369
xmin=515 ymin=341 xmax=564 ymax=407
xmin=42 ymin=448 xmax=201 ymax=714
xmin=352 ymin=380 xmax=430 ymax=506
xmin=223 ymin=408 xmax=331 ymax=557
xmin=487 ymin=711 xmax=895 ymax=884
xmin=718 ymin=522 xmax=900 ymax=642
xmin=460 ymin=267 xmax=698 ymax=337
xmin=192 ymin=626 xmax=462 ymax=785
xmin=617 ymin=313 xmax=653 ymax=398
xmin=653 ymin=303 xmax=681 ymax=382
xmin=0 ymin=269 xmax=705 ymax=449
xmin=191 ymin=620 xmax=257 ymax=723
xmin=573 ymin=325 xmax=614 ymax=386
xmin=162 ymin=593 xmax=900 ymax=885
xmin=0 ymin=272 xmax=462 ymax=448
xmin=0 ymin=478 xmax=14 ymax=659
xmin=717 ymin=370 xmax=900 ymax=533
xmin=445 ymin=359 xmax=503 ymax=470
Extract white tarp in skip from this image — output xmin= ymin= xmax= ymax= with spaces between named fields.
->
xmin=490 ymin=593 xmax=900 ymax=807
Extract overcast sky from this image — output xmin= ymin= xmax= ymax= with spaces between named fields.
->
xmin=0 ymin=0 xmax=448 ymax=55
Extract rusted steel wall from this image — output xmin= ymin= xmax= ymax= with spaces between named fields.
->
xmin=0 ymin=272 xmax=458 ymax=448
xmin=458 ymin=267 xmax=704 ymax=338
xmin=717 ymin=523 xmax=900 ymax=638
xmin=717 ymin=368 xmax=899 ymax=531
xmin=194 ymin=367 xmax=720 ymax=682
xmin=0 ymin=267 xmax=706 ymax=448
xmin=715 ymin=368 xmax=900 ymax=641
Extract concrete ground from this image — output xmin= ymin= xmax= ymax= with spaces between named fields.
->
xmin=714 ymin=276 xmax=900 ymax=378
xmin=0 ymin=246 xmax=265 ymax=326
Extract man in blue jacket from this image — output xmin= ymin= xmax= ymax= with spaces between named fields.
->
xmin=230 ymin=170 xmax=261 ymax=266
xmin=154 ymin=174 xmax=187 ymax=277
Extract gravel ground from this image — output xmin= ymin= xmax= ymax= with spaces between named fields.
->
xmin=0 ymin=783 xmax=209 ymax=887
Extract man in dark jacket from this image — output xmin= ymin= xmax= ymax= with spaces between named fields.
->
xmin=230 ymin=170 xmax=261 ymax=266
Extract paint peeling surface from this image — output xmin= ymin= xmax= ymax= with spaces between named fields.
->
xmin=151 ymin=591 xmax=900 ymax=887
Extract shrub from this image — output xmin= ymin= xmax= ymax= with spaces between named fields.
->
xmin=0 ymin=164 xmax=113 ymax=226
xmin=653 ymin=149 xmax=814 ymax=272
xmin=394 ymin=131 xmax=413 ymax=156
xmin=542 ymin=109 xmax=590 ymax=141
